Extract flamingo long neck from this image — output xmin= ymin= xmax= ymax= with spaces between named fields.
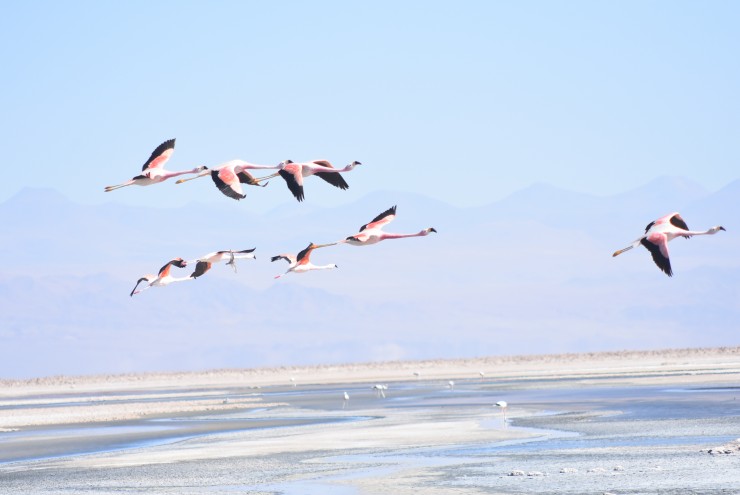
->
xmin=240 ymin=163 xmax=280 ymax=170
xmin=313 ymin=263 xmax=337 ymax=271
xmin=162 ymin=168 xmax=202 ymax=179
xmin=381 ymin=231 xmax=428 ymax=240
xmin=681 ymin=227 xmax=722 ymax=236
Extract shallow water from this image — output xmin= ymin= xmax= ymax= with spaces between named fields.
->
xmin=3 ymin=378 xmax=740 ymax=494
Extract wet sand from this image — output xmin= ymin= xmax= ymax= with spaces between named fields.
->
xmin=1 ymin=347 xmax=739 ymax=494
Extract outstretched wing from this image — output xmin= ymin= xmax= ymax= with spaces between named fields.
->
xmin=130 ymin=276 xmax=151 ymax=297
xmin=142 ymin=139 xmax=176 ymax=171
xmin=279 ymin=168 xmax=304 ymax=202
xmin=211 ymin=169 xmax=246 ymax=200
xmin=190 ymin=261 xmax=212 ymax=279
xmin=271 ymin=254 xmax=295 ymax=264
xmin=641 ymin=234 xmax=672 ymax=277
xmin=311 ymin=160 xmax=350 ymax=190
xmin=670 ymin=214 xmax=691 ymax=239
xmin=233 ymin=248 xmax=256 ymax=254
xmin=314 ymin=172 xmax=349 ymax=190
xmin=158 ymin=261 xmax=174 ymax=277
xmin=296 ymin=243 xmax=315 ymax=264
xmin=360 ymin=205 xmax=397 ymax=232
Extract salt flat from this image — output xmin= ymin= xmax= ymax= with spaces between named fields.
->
xmin=1 ymin=347 xmax=739 ymax=494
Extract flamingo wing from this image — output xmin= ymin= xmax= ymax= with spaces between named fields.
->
xmin=158 ymin=261 xmax=174 ymax=277
xmin=314 ymin=170 xmax=350 ymax=190
xmin=142 ymin=139 xmax=176 ymax=171
xmin=360 ymin=205 xmax=397 ymax=232
xmin=271 ymin=254 xmax=295 ymax=264
xmin=296 ymin=243 xmax=315 ymax=264
xmin=190 ymin=261 xmax=212 ymax=279
xmin=130 ymin=276 xmax=152 ymax=297
xmin=641 ymin=233 xmax=672 ymax=276
xmin=670 ymin=214 xmax=692 ymax=238
xmin=233 ymin=248 xmax=256 ymax=254
xmin=278 ymin=167 xmax=304 ymax=201
xmin=211 ymin=168 xmax=246 ymax=200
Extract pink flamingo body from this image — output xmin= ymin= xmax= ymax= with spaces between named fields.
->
xmin=105 ymin=139 xmax=205 ymax=191
xmin=612 ymin=212 xmax=725 ymax=276
xmin=176 ymin=159 xmax=276 ymax=200
xmin=271 ymin=242 xmax=337 ymax=279
xmin=274 ymin=160 xmax=361 ymax=202
xmin=343 ymin=205 xmax=437 ymax=246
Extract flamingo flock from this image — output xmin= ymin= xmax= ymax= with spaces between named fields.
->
xmin=113 ymin=139 xmax=437 ymax=296
xmin=112 ymin=138 xmax=725 ymax=297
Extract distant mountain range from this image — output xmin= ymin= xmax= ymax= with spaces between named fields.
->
xmin=1 ymin=177 xmax=737 ymax=378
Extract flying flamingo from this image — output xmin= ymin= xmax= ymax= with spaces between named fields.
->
xmin=612 ymin=212 xmax=725 ymax=276
xmin=341 ymin=206 xmax=436 ymax=246
xmin=187 ymin=249 xmax=257 ymax=273
xmin=271 ymin=242 xmax=338 ymax=279
xmin=105 ymin=139 xmax=205 ymax=192
xmin=130 ymin=258 xmax=190 ymax=296
xmin=265 ymin=160 xmax=361 ymax=202
xmin=176 ymin=160 xmax=277 ymax=200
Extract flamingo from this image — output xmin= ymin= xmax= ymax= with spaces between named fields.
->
xmin=271 ymin=242 xmax=338 ymax=279
xmin=187 ymin=249 xmax=256 ymax=274
xmin=342 ymin=391 xmax=350 ymax=409
xmin=495 ymin=401 xmax=508 ymax=425
xmin=130 ymin=258 xmax=190 ymax=296
xmin=612 ymin=212 xmax=725 ymax=276
xmin=342 ymin=206 xmax=437 ymax=246
xmin=175 ymin=160 xmax=277 ymax=200
xmin=268 ymin=160 xmax=361 ymax=202
xmin=105 ymin=139 xmax=205 ymax=191
xmin=372 ymin=384 xmax=387 ymax=398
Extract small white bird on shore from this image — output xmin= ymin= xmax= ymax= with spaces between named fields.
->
xmin=342 ymin=391 xmax=350 ymax=409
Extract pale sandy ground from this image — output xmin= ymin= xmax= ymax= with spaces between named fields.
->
xmin=1 ymin=346 xmax=739 ymax=494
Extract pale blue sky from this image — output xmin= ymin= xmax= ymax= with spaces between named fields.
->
xmin=1 ymin=1 xmax=738 ymax=211
xmin=2 ymin=1 xmax=740 ymax=376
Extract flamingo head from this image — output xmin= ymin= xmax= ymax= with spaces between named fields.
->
xmin=714 ymin=226 xmax=727 ymax=233
xmin=426 ymin=228 xmax=437 ymax=234
xmin=278 ymin=159 xmax=294 ymax=169
xmin=347 ymin=160 xmax=362 ymax=170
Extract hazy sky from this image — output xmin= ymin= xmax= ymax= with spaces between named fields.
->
xmin=1 ymin=1 xmax=738 ymax=211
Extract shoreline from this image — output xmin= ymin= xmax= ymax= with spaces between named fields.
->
xmin=2 ymin=346 xmax=739 ymax=396
xmin=1 ymin=346 xmax=739 ymax=493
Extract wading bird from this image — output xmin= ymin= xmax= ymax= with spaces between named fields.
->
xmin=130 ymin=258 xmax=190 ymax=296
xmin=267 ymin=160 xmax=361 ymax=202
xmin=342 ymin=206 xmax=436 ymax=246
xmin=187 ymin=249 xmax=256 ymax=273
xmin=372 ymin=384 xmax=387 ymax=398
xmin=495 ymin=400 xmax=508 ymax=425
xmin=105 ymin=139 xmax=205 ymax=191
xmin=612 ymin=212 xmax=725 ymax=277
xmin=176 ymin=160 xmax=276 ymax=200
xmin=272 ymin=242 xmax=338 ymax=279
xmin=342 ymin=391 xmax=350 ymax=409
